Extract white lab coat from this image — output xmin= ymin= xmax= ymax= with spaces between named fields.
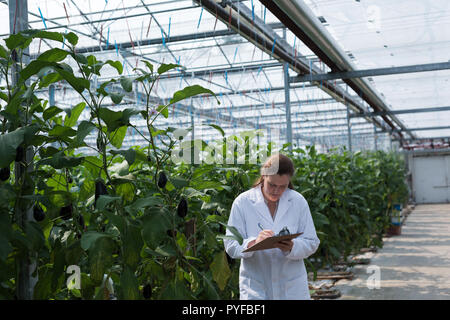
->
xmin=224 ymin=184 xmax=320 ymax=300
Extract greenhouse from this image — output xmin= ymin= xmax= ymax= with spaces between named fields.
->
xmin=0 ymin=0 xmax=449 ymax=302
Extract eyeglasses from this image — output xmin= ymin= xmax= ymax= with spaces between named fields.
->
xmin=266 ymin=182 xmax=288 ymax=192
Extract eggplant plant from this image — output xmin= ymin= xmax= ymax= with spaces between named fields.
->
xmin=0 ymin=30 xmax=409 ymax=300
xmin=0 ymin=30 xmax=237 ymax=300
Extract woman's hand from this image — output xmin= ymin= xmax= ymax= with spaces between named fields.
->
xmin=273 ymin=240 xmax=293 ymax=253
xmin=247 ymin=230 xmax=274 ymax=248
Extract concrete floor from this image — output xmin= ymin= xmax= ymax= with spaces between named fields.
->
xmin=334 ymin=204 xmax=450 ymax=300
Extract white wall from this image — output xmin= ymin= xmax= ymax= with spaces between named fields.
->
xmin=409 ymin=150 xmax=450 ymax=204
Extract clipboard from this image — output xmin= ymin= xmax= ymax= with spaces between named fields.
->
xmin=243 ymin=232 xmax=303 ymax=253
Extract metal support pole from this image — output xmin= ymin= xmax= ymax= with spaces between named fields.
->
xmin=9 ymin=0 xmax=37 ymax=300
xmin=283 ymin=28 xmax=293 ymax=152
xmin=49 ymin=84 xmax=55 ymax=106
xmin=346 ymin=86 xmax=352 ymax=152
xmin=190 ymin=104 xmax=195 ymax=165
xmin=49 ymin=84 xmax=57 ymax=148
xmin=190 ymin=104 xmax=195 ymax=141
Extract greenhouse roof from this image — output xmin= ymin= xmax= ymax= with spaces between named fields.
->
xmin=1 ymin=0 xmax=449 ymax=151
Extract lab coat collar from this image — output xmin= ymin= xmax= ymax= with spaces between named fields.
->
xmin=248 ymin=184 xmax=293 ymax=225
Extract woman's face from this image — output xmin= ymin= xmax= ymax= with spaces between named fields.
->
xmin=262 ymin=174 xmax=290 ymax=202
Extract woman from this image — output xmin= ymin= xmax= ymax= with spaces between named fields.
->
xmin=224 ymin=153 xmax=320 ymax=300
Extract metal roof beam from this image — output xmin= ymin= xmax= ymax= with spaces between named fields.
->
xmin=377 ymin=126 xmax=450 ymax=133
xmin=260 ymin=0 xmax=414 ymax=141
xmin=405 ymin=136 xmax=450 ymax=142
xmin=66 ymin=22 xmax=283 ymax=55
xmin=210 ymin=98 xmax=342 ymax=113
xmin=351 ymin=105 xmax=450 ymax=118
xmin=291 ymin=62 xmax=450 ymax=83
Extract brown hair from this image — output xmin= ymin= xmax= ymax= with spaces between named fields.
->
xmin=252 ymin=153 xmax=295 ymax=189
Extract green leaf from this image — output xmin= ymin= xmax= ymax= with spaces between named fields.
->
xmin=157 ymin=63 xmax=180 ymax=75
xmin=123 ymin=223 xmax=143 ymax=270
xmin=169 ymin=85 xmax=218 ymax=105
xmin=88 ymin=236 xmax=114 ymax=285
xmin=208 ymin=124 xmax=225 ymax=137
xmin=109 ymin=92 xmax=124 ymax=104
xmin=330 ymin=247 xmax=341 ymax=259
xmin=109 ymin=149 xmax=136 ymax=165
xmin=120 ymin=77 xmax=133 ymax=92
xmin=58 ymin=69 xmax=90 ymax=93
xmin=39 ymin=72 xmax=62 ymax=88
xmin=37 ymin=48 xmax=69 ymax=62
xmin=4 ymin=91 xmax=22 ymax=115
xmin=4 ymin=33 xmax=32 ymax=50
xmin=122 ymin=109 xmax=140 ymax=123
xmin=170 ymin=176 xmax=189 ymax=189
xmin=64 ymin=102 xmax=86 ymax=127
xmin=43 ymin=105 xmax=63 ymax=121
xmin=98 ymin=108 xmax=138 ymax=133
xmin=22 ymin=60 xmax=90 ymax=93
xmin=80 ymin=231 xmax=111 ymax=251
xmin=38 ymin=151 xmax=83 ymax=169
xmin=64 ymin=32 xmax=79 ymax=46
xmin=98 ymin=107 xmax=122 ymax=131
xmin=0 ymin=91 xmax=8 ymax=102
xmin=216 ymin=235 xmax=240 ymax=242
xmin=48 ymin=125 xmax=77 ymax=138
xmin=23 ymin=124 xmax=40 ymax=145
xmin=103 ymin=212 xmax=126 ymax=235
xmin=82 ymin=156 xmax=103 ymax=178
xmin=218 ymin=222 xmax=243 ymax=245
xmin=76 ymin=121 xmax=97 ymax=144
xmin=120 ymin=266 xmax=140 ymax=300
xmin=210 ymin=251 xmax=231 ymax=291
xmin=27 ymin=30 xmax=64 ymax=43
xmin=71 ymin=53 xmax=88 ymax=65
xmin=79 ymin=179 xmax=94 ymax=202
xmin=21 ymin=60 xmax=55 ymax=81
xmin=160 ymin=281 xmax=192 ymax=300
xmin=33 ymin=267 xmax=52 ymax=299
xmin=95 ymin=195 xmax=121 ymax=211
xmin=51 ymin=240 xmax=67 ymax=292
xmin=142 ymin=60 xmax=153 ymax=73
xmin=156 ymin=105 xmax=168 ymax=118
xmin=116 ymin=182 xmax=135 ymax=203
xmin=125 ymin=197 xmax=163 ymax=215
xmin=105 ymin=60 xmax=123 ymax=75
xmin=153 ymin=244 xmax=177 ymax=257
xmin=141 ymin=208 xmax=171 ymax=248
xmin=0 ymin=44 xmax=7 ymax=59
xmin=108 ymin=126 xmax=127 ymax=149
xmin=87 ymin=55 xmax=98 ymax=66
xmin=25 ymin=221 xmax=45 ymax=252
xmin=0 ymin=127 xmax=25 ymax=167
xmin=0 ymin=233 xmax=12 ymax=262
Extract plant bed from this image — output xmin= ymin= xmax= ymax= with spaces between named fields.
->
xmin=313 ymin=271 xmax=354 ymax=280
xmin=311 ymin=288 xmax=341 ymax=300
xmin=351 ymin=258 xmax=371 ymax=265
xmin=331 ymin=264 xmax=352 ymax=272
xmin=387 ymin=224 xmax=402 ymax=236
xmin=359 ymin=247 xmax=378 ymax=253
xmin=336 ymin=256 xmax=371 ymax=266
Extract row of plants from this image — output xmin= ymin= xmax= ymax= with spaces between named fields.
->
xmin=0 ymin=30 xmax=408 ymax=300
xmin=289 ymin=146 xmax=409 ymax=270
